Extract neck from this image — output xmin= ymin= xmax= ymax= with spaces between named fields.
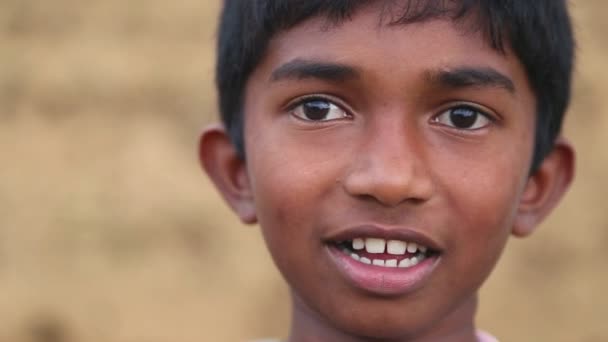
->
xmin=287 ymin=293 xmax=479 ymax=342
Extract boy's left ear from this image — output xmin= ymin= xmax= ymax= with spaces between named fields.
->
xmin=512 ymin=137 xmax=575 ymax=237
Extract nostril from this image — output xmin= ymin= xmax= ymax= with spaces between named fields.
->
xmin=407 ymin=197 xmax=427 ymax=205
xmin=357 ymin=194 xmax=379 ymax=203
xmin=352 ymin=191 xmax=428 ymax=208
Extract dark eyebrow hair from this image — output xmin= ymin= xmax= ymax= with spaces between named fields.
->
xmin=428 ymin=67 xmax=516 ymax=94
xmin=270 ymin=58 xmax=360 ymax=82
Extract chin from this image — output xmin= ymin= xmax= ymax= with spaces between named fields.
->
xmin=322 ymin=302 xmax=441 ymax=341
xmin=338 ymin=318 xmax=424 ymax=341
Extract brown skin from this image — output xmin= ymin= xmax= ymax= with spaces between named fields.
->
xmin=200 ymin=6 xmax=574 ymax=342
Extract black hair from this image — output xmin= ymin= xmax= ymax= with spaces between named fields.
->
xmin=215 ymin=0 xmax=574 ymax=172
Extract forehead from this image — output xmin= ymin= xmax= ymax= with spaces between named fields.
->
xmin=251 ymin=6 xmax=533 ymax=103
xmin=280 ymin=13 xmax=475 ymax=65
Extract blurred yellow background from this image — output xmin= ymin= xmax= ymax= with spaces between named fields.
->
xmin=1 ymin=1 xmax=606 ymax=341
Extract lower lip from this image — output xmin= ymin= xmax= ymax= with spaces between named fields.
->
xmin=326 ymin=245 xmax=440 ymax=296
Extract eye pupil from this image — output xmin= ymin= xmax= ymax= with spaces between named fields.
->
xmin=450 ymin=107 xmax=477 ymax=128
xmin=303 ymin=100 xmax=330 ymax=120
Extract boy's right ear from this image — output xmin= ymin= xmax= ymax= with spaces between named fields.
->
xmin=198 ymin=124 xmax=257 ymax=224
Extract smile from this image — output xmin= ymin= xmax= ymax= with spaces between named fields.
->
xmin=336 ymin=238 xmax=431 ymax=268
xmin=325 ymin=226 xmax=442 ymax=296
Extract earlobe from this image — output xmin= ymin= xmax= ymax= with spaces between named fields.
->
xmin=512 ymin=138 xmax=575 ymax=237
xmin=198 ymin=124 xmax=257 ymax=224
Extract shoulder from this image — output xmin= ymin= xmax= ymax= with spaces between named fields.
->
xmin=477 ymin=330 xmax=499 ymax=342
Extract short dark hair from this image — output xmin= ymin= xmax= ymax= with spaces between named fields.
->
xmin=215 ymin=0 xmax=574 ymax=171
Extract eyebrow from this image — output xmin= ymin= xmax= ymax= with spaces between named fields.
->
xmin=270 ymin=58 xmax=360 ymax=83
xmin=427 ymin=67 xmax=516 ymax=94
xmin=270 ymin=59 xmax=515 ymax=94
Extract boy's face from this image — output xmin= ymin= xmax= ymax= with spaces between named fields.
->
xmin=202 ymin=4 xmax=573 ymax=341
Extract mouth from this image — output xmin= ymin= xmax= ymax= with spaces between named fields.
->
xmin=331 ymin=237 xmax=439 ymax=268
xmin=324 ymin=226 xmax=442 ymax=295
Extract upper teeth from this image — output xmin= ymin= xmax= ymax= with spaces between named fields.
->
xmin=352 ymin=237 xmax=427 ymax=255
xmin=387 ymin=240 xmax=407 ymax=254
xmin=365 ymin=238 xmax=385 ymax=253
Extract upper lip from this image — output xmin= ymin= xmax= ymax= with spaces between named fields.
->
xmin=323 ymin=224 xmax=443 ymax=252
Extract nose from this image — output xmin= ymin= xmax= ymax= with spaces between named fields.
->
xmin=342 ymin=120 xmax=434 ymax=207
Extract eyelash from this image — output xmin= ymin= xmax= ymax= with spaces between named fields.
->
xmin=287 ymin=95 xmax=498 ymax=130
xmin=431 ymin=104 xmax=497 ymax=131
xmin=287 ymin=95 xmax=352 ymax=122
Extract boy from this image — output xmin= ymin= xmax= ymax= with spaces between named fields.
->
xmin=200 ymin=1 xmax=575 ymax=341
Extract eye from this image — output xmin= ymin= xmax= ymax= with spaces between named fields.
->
xmin=291 ymin=98 xmax=349 ymax=122
xmin=433 ymin=106 xmax=492 ymax=130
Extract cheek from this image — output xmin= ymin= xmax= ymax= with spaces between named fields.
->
xmin=435 ymin=125 xmax=532 ymax=241
xmin=246 ymin=150 xmax=344 ymax=307
xmin=453 ymin=166 xmax=522 ymax=236
xmin=245 ymin=121 xmax=350 ymax=228
xmin=250 ymin=149 xmax=330 ymax=222
xmin=244 ymin=131 xmax=340 ymax=258
xmin=440 ymin=148 xmax=529 ymax=280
